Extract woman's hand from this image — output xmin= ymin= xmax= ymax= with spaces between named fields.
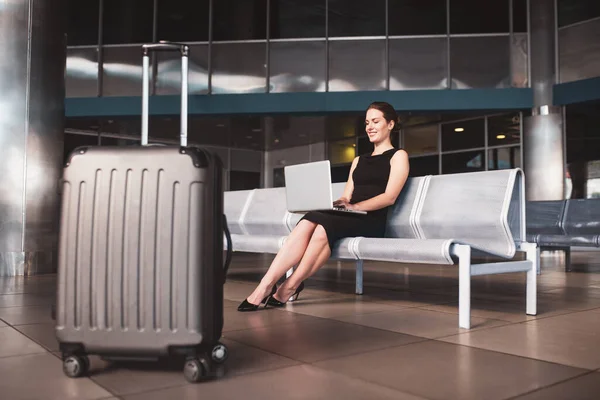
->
xmin=333 ymin=198 xmax=350 ymax=208
xmin=333 ymin=198 xmax=358 ymax=210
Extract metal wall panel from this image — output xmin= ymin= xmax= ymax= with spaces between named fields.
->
xmin=450 ymin=36 xmax=511 ymax=89
xmin=269 ymin=40 xmax=326 ymax=92
xmin=389 ymin=37 xmax=448 ymax=90
xmin=559 ymin=18 xmax=600 ymax=83
xmin=66 ymin=46 xmax=98 ymax=97
xmin=328 ymin=39 xmax=386 ymax=91
xmin=102 ymin=45 xmax=149 ymax=96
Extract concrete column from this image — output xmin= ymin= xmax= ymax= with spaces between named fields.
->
xmin=522 ymin=0 xmax=565 ymax=200
xmin=0 ymin=0 xmax=66 ymax=275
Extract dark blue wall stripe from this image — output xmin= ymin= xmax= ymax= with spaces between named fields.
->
xmin=65 ymin=88 xmax=534 ymax=117
xmin=553 ymin=76 xmax=600 ymax=105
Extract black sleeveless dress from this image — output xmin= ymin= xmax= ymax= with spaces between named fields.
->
xmin=299 ymin=148 xmax=399 ymax=250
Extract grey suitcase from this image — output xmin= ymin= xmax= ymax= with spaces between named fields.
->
xmin=55 ymin=42 xmax=232 ymax=383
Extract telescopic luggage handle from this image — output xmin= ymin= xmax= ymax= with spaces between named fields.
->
xmin=141 ymin=41 xmax=189 ymax=147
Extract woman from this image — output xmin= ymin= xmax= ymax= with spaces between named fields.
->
xmin=238 ymin=101 xmax=410 ymax=311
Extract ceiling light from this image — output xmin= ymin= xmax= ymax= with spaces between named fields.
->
xmin=274 ymin=139 xmax=279 ymax=143
xmin=496 ymin=134 xmax=506 ymax=139
xmin=245 ymin=135 xmax=252 ymax=139
xmin=454 ymin=127 xmax=464 ymax=132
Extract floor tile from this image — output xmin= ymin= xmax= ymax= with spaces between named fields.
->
xmin=0 ymin=327 xmax=47 ymax=358
xmin=121 ymin=364 xmax=426 ymax=400
xmin=0 ymin=293 xmax=55 ymax=308
xmin=16 ymin=323 xmax=59 ymax=352
xmin=223 ymin=305 xmax=319 ymax=333
xmin=333 ymin=307 xmax=509 ymax=339
xmin=84 ymin=337 xmax=299 ymax=396
xmin=441 ymin=310 xmax=600 ymax=369
xmin=0 ymin=305 xmax=54 ymax=325
xmin=418 ymin=297 xmax=574 ymax=323
xmin=225 ymin=317 xmax=424 ymax=363
xmin=314 ymin=340 xmax=587 ymax=400
xmin=281 ymin=294 xmax=401 ymax=318
xmin=0 ymin=352 xmax=111 ymax=400
xmin=513 ymin=371 xmax=600 ymax=399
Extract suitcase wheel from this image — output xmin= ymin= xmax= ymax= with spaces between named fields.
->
xmin=183 ymin=357 xmax=210 ymax=383
xmin=211 ymin=343 xmax=228 ymax=364
xmin=63 ymin=355 xmax=89 ymax=378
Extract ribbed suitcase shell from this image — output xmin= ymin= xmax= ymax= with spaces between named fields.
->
xmin=56 ymin=145 xmax=224 ymax=357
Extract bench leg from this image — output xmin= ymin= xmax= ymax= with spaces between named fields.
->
xmin=564 ymin=247 xmax=572 ymax=272
xmin=456 ymin=245 xmax=471 ymax=330
xmin=525 ymin=243 xmax=539 ymax=316
xmin=355 ymin=260 xmax=363 ymax=295
xmin=286 ymin=266 xmax=294 ymax=279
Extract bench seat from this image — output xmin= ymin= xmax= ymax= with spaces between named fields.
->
xmin=224 ymin=168 xmax=539 ymax=330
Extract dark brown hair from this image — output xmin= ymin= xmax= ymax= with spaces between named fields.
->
xmin=366 ymin=101 xmax=400 ymax=131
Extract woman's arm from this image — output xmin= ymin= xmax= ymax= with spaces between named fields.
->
xmin=333 ymin=156 xmax=360 ymax=205
xmin=347 ymin=150 xmax=410 ymax=212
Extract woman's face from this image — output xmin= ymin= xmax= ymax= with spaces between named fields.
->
xmin=365 ymin=108 xmax=393 ymax=144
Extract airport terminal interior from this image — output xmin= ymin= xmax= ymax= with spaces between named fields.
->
xmin=2 ymin=0 xmax=600 ymax=399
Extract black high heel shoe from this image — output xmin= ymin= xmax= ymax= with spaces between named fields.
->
xmin=266 ymin=282 xmax=305 ymax=307
xmin=237 ymin=285 xmax=277 ymax=312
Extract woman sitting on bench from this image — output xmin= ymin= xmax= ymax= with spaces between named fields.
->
xmin=238 ymin=101 xmax=410 ymax=311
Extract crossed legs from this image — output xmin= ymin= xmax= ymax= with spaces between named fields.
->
xmin=244 ymin=220 xmax=332 ymax=306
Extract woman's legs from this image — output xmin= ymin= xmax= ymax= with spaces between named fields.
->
xmin=245 ymin=219 xmax=318 ymax=305
xmin=272 ymin=225 xmax=332 ymax=302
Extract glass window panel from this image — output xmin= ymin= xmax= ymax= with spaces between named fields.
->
xmin=450 ymin=0 xmax=509 ymax=34
xmin=450 ymin=36 xmax=510 ymax=89
xmin=328 ymin=40 xmax=386 ymax=91
xmin=67 ymin=0 xmax=99 ymax=45
xmin=513 ymin=0 xmax=528 ymax=33
xmin=328 ymin=139 xmax=356 ymax=165
xmin=156 ymin=0 xmax=209 ymax=42
xmin=488 ymin=113 xmax=521 ymax=146
xmin=213 ymin=0 xmax=267 ymax=41
xmin=559 ymin=19 xmax=600 ymax=83
xmin=156 ymin=44 xmax=209 ymax=95
xmin=442 ymin=150 xmax=485 ymax=174
xmin=328 ymin=0 xmax=386 ymax=37
xmin=102 ymin=45 xmax=153 ymax=96
xmin=269 ymin=41 xmax=326 ymax=93
xmin=558 ymin=0 xmax=600 ymax=27
xmin=326 ymin=114 xmax=362 ymax=141
xmin=211 ymin=43 xmax=267 ymax=94
xmin=409 ymin=155 xmax=439 ymax=176
xmin=388 ymin=0 xmax=447 ymax=36
xmin=102 ymin=0 xmax=154 ymax=44
xmin=269 ymin=0 xmax=326 ymax=39
xmin=403 ymin=124 xmax=438 ymax=155
xmin=488 ymin=147 xmax=521 ymax=170
xmin=511 ymin=33 xmax=529 ymax=87
xmin=66 ymin=47 xmax=98 ymax=98
xmin=274 ymin=167 xmax=285 ymax=187
xmin=389 ymin=38 xmax=448 ymax=90
xmin=441 ymin=118 xmax=485 ymax=152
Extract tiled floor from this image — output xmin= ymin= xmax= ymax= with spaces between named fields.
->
xmin=1 ymin=251 xmax=600 ymax=399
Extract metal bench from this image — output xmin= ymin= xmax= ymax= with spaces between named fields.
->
xmin=224 ymin=168 xmax=539 ymax=329
xmin=526 ymin=198 xmax=600 ymax=271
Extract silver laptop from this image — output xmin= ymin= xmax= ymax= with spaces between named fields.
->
xmin=284 ymin=160 xmax=367 ymax=214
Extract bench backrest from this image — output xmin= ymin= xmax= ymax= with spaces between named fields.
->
xmin=224 ymin=168 xmax=525 ymax=258
xmin=416 ymin=169 xmax=525 ymax=258
xmin=526 ymin=200 xmax=567 ymax=235
xmin=525 ymin=198 xmax=600 ymax=236
xmin=384 ymin=177 xmax=427 ymax=239
xmin=563 ymin=198 xmax=600 ymax=235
